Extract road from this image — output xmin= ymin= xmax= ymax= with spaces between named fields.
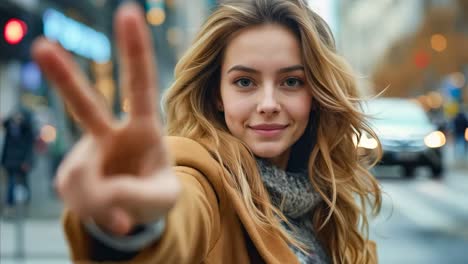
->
xmin=371 ymin=162 xmax=468 ymax=264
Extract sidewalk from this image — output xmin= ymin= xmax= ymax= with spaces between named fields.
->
xmin=0 ymin=218 xmax=70 ymax=264
xmin=443 ymin=141 xmax=468 ymax=170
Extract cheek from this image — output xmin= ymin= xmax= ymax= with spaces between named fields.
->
xmin=224 ymin=100 xmax=250 ymax=128
xmin=221 ymin=91 xmax=252 ymax=131
xmin=220 ymin=81 xmax=245 ymax=114
xmin=223 ymin=96 xmax=251 ymax=112
xmin=289 ymin=93 xmax=312 ymax=123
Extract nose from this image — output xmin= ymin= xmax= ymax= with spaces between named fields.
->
xmin=256 ymin=85 xmax=280 ymax=115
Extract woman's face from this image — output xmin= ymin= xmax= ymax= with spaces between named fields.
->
xmin=219 ymin=24 xmax=312 ymax=169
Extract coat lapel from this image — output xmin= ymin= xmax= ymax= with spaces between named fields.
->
xmin=224 ymin=185 xmax=299 ymax=264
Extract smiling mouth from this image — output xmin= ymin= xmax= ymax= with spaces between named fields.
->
xmin=249 ymin=124 xmax=288 ymax=137
xmin=249 ymin=124 xmax=288 ymax=130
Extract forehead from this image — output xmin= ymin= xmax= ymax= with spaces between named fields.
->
xmin=222 ymin=24 xmax=302 ymax=69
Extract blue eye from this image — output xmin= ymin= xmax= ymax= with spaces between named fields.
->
xmin=283 ymin=78 xmax=303 ymax=87
xmin=235 ymin=78 xmax=254 ymax=88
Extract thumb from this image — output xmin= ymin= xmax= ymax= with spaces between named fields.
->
xmin=107 ymin=207 xmax=134 ymax=236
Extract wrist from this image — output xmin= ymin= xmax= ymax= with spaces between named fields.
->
xmin=84 ymin=217 xmax=166 ymax=252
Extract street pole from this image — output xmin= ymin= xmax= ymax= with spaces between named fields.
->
xmin=13 ymin=183 xmax=27 ymax=260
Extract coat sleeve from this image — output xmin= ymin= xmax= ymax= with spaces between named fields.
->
xmin=62 ymin=166 xmax=221 ymax=263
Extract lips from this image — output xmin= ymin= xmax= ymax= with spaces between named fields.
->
xmin=249 ymin=124 xmax=288 ymax=130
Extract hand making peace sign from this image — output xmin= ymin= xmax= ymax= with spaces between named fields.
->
xmin=31 ymin=3 xmax=180 ymax=236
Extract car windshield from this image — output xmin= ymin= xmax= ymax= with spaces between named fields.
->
xmin=365 ymin=100 xmax=430 ymax=127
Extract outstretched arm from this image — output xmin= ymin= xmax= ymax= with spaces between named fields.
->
xmin=31 ymin=2 xmax=220 ymax=263
xmin=63 ymin=166 xmax=221 ymax=263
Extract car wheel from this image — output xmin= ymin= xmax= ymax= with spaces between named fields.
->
xmin=431 ymin=165 xmax=443 ymax=180
xmin=403 ymin=166 xmax=415 ymax=179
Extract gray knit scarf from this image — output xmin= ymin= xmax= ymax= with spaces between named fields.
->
xmin=256 ymin=158 xmax=321 ymax=218
xmin=256 ymin=158 xmax=330 ymax=264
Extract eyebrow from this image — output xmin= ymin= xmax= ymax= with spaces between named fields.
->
xmin=227 ymin=65 xmax=304 ymax=74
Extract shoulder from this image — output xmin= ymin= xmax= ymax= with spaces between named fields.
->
xmin=166 ymin=136 xmax=218 ymax=168
xmin=166 ymin=136 xmax=210 ymax=154
xmin=165 ymin=136 xmax=225 ymax=198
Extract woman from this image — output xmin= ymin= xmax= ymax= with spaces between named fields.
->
xmin=32 ymin=0 xmax=382 ymax=263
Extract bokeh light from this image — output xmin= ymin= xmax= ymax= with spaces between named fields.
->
xmin=449 ymin=72 xmax=466 ymax=88
xmin=146 ymin=8 xmax=165 ymax=26
xmin=40 ymin=125 xmax=57 ymax=143
xmin=427 ymin=91 xmax=444 ymax=109
xmin=430 ymin=34 xmax=447 ymax=52
xmin=4 ymin=18 xmax=27 ymax=44
xmin=166 ymin=27 xmax=182 ymax=46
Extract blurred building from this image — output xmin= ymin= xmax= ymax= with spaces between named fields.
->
xmin=372 ymin=0 xmax=468 ymax=100
xmin=338 ymin=0 xmax=425 ymax=95
xmin=339 ymin=0 xmax=468 ymax=109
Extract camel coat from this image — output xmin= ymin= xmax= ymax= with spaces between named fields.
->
xmin=62 ymin=136 xmax=376 ymax=263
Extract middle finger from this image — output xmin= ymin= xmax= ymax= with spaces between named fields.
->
xmin=115 ymin=3 xmax=159 ymax=119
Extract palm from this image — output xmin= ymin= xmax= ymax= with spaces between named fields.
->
xmin=101 ymin=122 xmax=164 ymax=176
xmin=31 ymin=4 xmax=179 ymax=235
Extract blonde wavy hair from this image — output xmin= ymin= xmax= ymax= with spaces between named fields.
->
xmin=163 ymin=0 xmax=382 ymax=263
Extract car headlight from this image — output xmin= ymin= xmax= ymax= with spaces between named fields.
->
xmin=465 ymin=128 xmax=468 ymax=142
xmin=355 ymin=134 xmax=378 ymax=149
xmin=424 ymin=131 xmax=446 ymax=148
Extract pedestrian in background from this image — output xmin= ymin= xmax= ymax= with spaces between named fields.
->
xmin=1 ymin=107 xmax=35 ymax=213
xmin=32 ymin=0 xmax=382 ymax=263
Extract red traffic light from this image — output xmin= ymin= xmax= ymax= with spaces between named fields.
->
xmin=3 ymin=18 xmax=28 ymax=45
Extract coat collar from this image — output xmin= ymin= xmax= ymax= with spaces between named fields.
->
xmin=168 ymin=136 xmax=299 ymax=264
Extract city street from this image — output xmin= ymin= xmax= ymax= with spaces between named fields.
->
xmin=371 ymin=161 xmax=468 ymax=264
xmin=1 ymin=0 xmax=467 ymax=263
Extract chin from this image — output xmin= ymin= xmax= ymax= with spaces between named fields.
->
xmin=251 ymin=146 xmax=284 ymax=159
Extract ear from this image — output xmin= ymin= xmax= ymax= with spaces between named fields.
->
xmin=216 ymin=100 xmax=224 ymax=112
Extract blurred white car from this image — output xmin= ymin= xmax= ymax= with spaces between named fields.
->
xmin=360 ymin=98 xmax=446 ymax=179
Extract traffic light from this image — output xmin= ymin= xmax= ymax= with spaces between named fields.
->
xmin=0 ymin=5 xmax=42 ymax=62
xmin=3 ymin=18 xmax=28 ymax=45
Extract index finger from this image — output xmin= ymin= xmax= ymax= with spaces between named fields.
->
xmin=115 ymin=3 xmax=159 ymax=119
xmin=32 ymin=39 xmax=113 ymax=136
